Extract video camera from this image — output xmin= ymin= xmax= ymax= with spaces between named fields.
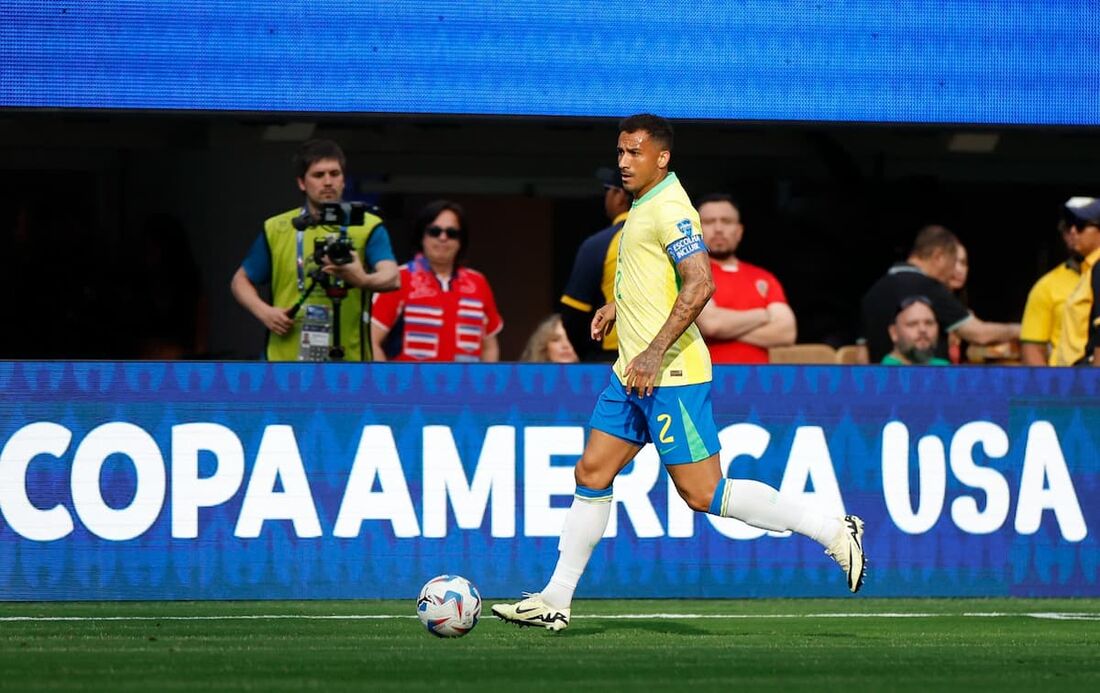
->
xmin=292 ymin=201 xmax=376 ymax=231
xmin=292 ymin=202 xmax=380 ymax=266
xmin=316 ymin=201 xmax=370 ymax=227
xmin=313 ymin=233 xmax=354 ymax=266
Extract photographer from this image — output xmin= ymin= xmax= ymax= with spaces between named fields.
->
xmin=231 ymin=139 xmax=399 ymax=361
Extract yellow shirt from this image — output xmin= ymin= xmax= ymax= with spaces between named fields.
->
xmin=1054 ymin=247 xmax=1100 ymax=366
xmin=612 ymin=173 xmax=712 ymax=387
xmin=1020 ymin=261 xmax=1081 ymax=365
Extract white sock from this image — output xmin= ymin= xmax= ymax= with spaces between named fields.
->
xmin=711 ymin=478 xmax=841 ymax=548
xmin=541 ymin=485 xmax=612 ymax=609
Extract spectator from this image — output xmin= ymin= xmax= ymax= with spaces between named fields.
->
xmin=520 ymin=314 xmax=579 ymax=363
xmin=948 ymin=242 xmax=969 ymax=293
xmin=1021 ymin=215 xmax=1082 ymax=365
xmin=881 ymin=296 xmax=949 ymax=365
xmin=371 ymin=200 xmax=503 ymax=362
xmin=230 ymin=139 xmax=399 ymax=361
xmin=693 ymin=194 xmax=795 ymax=363
xmin=559 ymin=168 xmax=631 ymax=362
xmin=860 ymin=224 xmax=1020 ymax=363
xmin=1054 ymin=197 xmax=1100 ymax=366
xmin=946 ymin=241 xmax=969 ymax=363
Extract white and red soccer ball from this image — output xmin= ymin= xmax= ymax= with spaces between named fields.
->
xmin=416 ymin=575 xmax=482 ymax=638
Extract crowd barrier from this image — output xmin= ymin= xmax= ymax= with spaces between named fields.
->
xmin=0 ymin=361 xmax=1096 ymax=600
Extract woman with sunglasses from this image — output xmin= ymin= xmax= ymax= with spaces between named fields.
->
xmin=370 ymin=200 xmax=503 ymax=362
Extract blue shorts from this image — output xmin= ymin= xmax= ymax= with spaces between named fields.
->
xmin=589 ymin=373 xmax=721 ymax=465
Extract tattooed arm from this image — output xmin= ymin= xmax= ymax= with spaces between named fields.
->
xmin=623 ymin=252 xmax=715 ymax=397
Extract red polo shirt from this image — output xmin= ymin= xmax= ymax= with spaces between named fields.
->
xmin=706 ymin=258 xmax=788 ymax=364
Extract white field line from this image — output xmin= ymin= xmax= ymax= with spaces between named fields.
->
xmin=0 ymin=612 xmax=1097 ymax=622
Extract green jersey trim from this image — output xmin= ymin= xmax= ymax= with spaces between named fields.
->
xmin=632 ymin=172 xmax=679 ymax=208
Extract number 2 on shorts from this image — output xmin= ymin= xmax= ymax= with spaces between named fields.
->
xmin=656 ymin=413 xmax=675 ymax=444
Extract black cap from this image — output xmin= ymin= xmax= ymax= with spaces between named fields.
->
xmin=1065 ymin=197 xmax=1100 ymax=227
xmin=596 ymin=166 xmax=623 ymax=191
xmin=894 ymin=294 xmax=934 ymax=318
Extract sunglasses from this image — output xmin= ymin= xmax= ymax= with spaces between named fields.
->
xmin=1064 ymin=212 xmax=1100 ymax=232
xmin=425 ymin=225 xmax=462 ymax=240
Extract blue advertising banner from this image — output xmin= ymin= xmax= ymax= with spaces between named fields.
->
xmin=0 ymin=361 xmax=1096 ymax=601
xmin=2 ymin=1 xmax=1099 ymax=125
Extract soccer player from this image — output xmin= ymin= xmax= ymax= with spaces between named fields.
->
xmin=492 ymin=114 xmax=867 ymax=632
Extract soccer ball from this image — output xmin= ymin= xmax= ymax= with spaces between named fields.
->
xmin=416 ymin=575 xmax=482 ymax=638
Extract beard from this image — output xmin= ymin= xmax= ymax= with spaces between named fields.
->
xmin=901 ymin=343 xmax=937 ymax=364
xmin=708 ymin=248 xmax=734 ymax=261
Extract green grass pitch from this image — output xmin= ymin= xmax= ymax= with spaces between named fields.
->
xmin=1 ymin=599 xmax=1098 ymax=692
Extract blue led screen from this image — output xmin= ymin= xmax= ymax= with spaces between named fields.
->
xmin=2 ymin=1 xmax=1098 ymax=124
xmin=0 ymin=361 xmax=1097 ymax=601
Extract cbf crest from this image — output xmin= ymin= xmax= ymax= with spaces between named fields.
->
xmin=676 ymin=218 xmax=694 ymax=236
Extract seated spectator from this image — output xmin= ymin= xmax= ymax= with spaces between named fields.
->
xmin=371 ymin=200 xmax=502 ymax=362
xmin=520 ymin=314 xmax=579 ymax=363
xmin=860 ymin=224 xmax=1020 ymax=363
xmin=693 ymin=194 xmax=796 ymax=363
xmin=946 ymin=241 xmax=969 ymax=363
xmin=882 ymin=296 xmax=949 ymax=365
xmin=1021 ymin=215 xmax=1082 ymax=365
xmin=560 ymin=168 xmax=631 ymax=362
xmin=1054 ymin=197 xmax=1100 ymax=366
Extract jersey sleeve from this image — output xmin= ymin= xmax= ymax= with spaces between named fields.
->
xmin=560 ymin=234 xmax=605 ymax=313
xmin=240 ymin=230 xmax=272 ymax=284
xmin=361 ymin=224 xmax=396 ymax=267
xmin=481 ymin=277 xmax=504 ymax=337
xmin=761 ymin=269 xmax=789 ymax=305
xmin=928 ymin=281 xmax=973 ymax=332
xmin=1019 ymin=275 xmax=1053 ymax=343
xmin=657 ymin=201 xmax=706 ymax=264
xmin=370 ymin=271 xmax=404 ymax=331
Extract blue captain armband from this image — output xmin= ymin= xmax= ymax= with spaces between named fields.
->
xmin=666 ymin=235 xmax=706 ymax=263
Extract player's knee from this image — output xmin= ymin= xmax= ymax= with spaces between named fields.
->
xmin=574 ymin=457 xmax=614 ymax=492
xmin=677 ymin=485 xmax=714 ymax=513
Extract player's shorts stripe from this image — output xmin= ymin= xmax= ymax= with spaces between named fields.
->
xmin=678 ymin=398 xmax=710 ymax=461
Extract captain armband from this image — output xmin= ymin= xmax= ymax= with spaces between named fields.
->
xmin=666 ymin=235 xmax=706 ymax=263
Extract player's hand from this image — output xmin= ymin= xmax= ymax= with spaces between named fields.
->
xmin=260 ymin=305 xmax=294 ymax=336
xmin=591 ymin=303 xmax=617 ymax=340
xmin=322 ymin=250 xmax=367 ymax=285
xmin=623 ymin=346 xmax=662 ymax=398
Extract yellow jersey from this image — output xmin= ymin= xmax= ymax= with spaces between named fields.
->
xmin=1020 ymin=260 xmax=1081 ymax=366
xmin=612 ymin=173 xmax=712 ymax=387
xmin=1055 ymin=247 xmax=1100 ymax=366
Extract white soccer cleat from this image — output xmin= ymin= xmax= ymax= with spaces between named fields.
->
xmin=491 ymin=593 xmax=570 ymax=632
xmin=825 ymin=515 xmax=867 ymax=593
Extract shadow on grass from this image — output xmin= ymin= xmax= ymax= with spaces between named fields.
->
xmin=560 ymin=620 xmax=710 ymax=637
